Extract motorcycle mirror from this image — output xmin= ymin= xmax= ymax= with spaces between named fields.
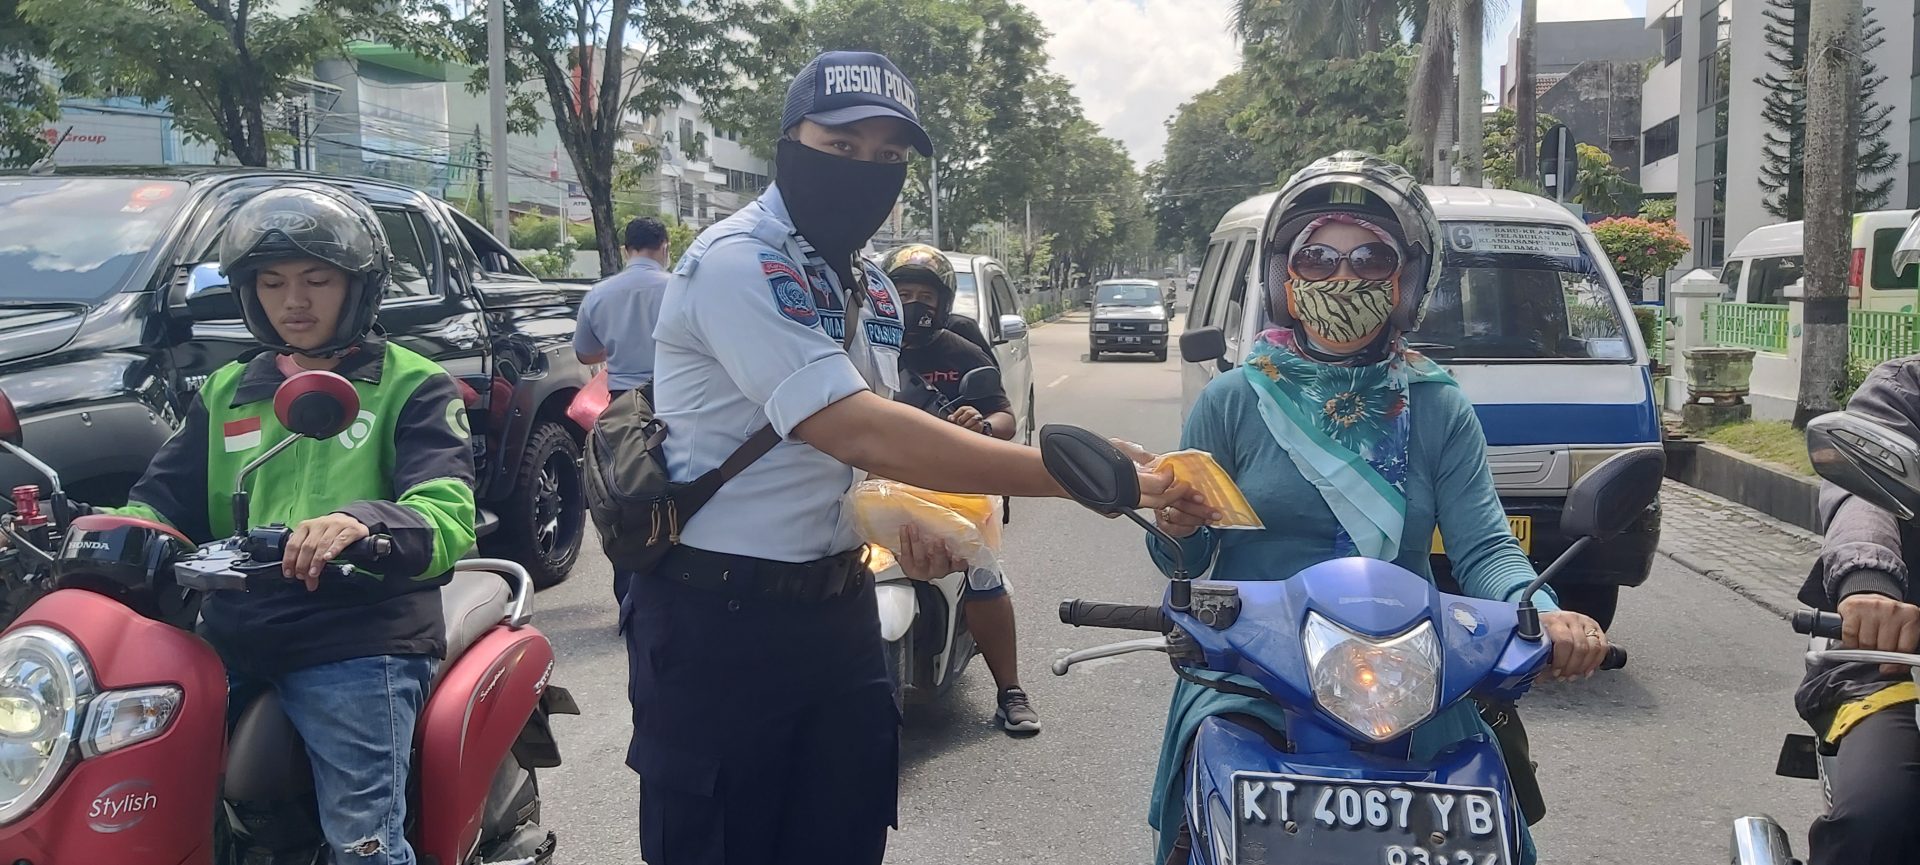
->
xmin=959 ymin=366 xmax=1002 ymax=402
xmin=1561 ymin=447 xmax=1666 ymax=541
xmin=1180 ymin=327 xmax=1226 ymax=364
xmin=273 ymin=370 xmax=361 ymax=440
xmin=0 ymin=388 xmax=22 ymax=447
xmin=1038 ymin=424 xmax=1139 ymax=516
xmin=1807 ymin=411 xmax=1920 ymax=519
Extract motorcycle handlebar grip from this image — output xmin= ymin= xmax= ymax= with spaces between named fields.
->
xmin=1058 ymin=599 xmax=1170 ymax=632
xmin=340 ymin=534 xmax=393 ymax=566
xmin=1600 ymin=644 xmax=1628 ymax=671
xmin=1793 ymin=609 xmax=1845 ymax=639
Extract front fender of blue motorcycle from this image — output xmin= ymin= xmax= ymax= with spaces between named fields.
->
xmin=1185 ymin=714 xmax=1524 ymax=865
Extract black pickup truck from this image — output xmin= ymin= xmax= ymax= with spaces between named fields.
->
xmin=0 ymin=168 xmax=593 ymax=587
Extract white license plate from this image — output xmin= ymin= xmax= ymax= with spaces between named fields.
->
xmin=1234 ymin=773 xmax=1509 ymax=865
xmin=1119 ymin=336 xmax=1141 ymax=344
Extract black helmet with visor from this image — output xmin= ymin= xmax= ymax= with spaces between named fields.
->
xmin=218 ymin=183 xmax=390 ymax=358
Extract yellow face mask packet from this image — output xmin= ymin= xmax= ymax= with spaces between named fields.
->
xmin=1147 ymin=450 xmax=1263 ymax=529
xmin=847 ymin=480 xmax=1004 ymax=572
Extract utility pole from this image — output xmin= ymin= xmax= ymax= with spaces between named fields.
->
xmin=487 ymin=0 xmax=511 ymax=240
xmin=1516 ymin=0 xmax=1537 ymax=185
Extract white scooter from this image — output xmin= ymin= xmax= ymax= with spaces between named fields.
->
xmin=872 ymin=367 xmax=1004 ymax=707
xmin=1733 ymin=410 xmax=1920 ymax=864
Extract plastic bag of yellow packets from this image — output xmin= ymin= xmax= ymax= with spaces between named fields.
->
xmin=1146 ymin=449 xmax=1264 ymax=529
xmin=848 ymin=480 xmax=1004 ymax=574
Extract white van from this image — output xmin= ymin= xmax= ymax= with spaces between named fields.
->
xmin=1178 ymin=186 xmax=1661 ymax=626
xmin=1721 ymin=209 xmax=1918 ymax=310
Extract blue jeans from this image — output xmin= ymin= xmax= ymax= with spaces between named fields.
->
xmin=230 ymin=654 xmax=435 ymax=865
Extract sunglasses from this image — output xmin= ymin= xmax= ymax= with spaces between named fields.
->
xmin=1289 ymin=242 xmax=1402 ymax=282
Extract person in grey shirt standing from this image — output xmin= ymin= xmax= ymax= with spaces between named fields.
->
xmin=575 ymin=217 xmax=671 ymax=401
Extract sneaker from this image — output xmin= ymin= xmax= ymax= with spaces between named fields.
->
xmin=995 ymin=686 xmax=1042 ymax=734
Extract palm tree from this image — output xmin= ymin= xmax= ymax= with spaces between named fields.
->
xmin=1796 ymin=0 xmax=1863 ymax=425
xmin=1407 ymin=0 xmax=1491 ymax=185
xmin=1232 ymin=0 xmax=1422 ymax=59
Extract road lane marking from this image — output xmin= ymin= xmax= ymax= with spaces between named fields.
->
xmin=1047 ymin=374 xmax=1070 ymax=388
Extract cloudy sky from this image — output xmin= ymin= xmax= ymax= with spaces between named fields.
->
xmin=1022 ymin=0 xmax=1651 ymax=169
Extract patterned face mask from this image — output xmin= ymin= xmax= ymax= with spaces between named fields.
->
xmin=1285 ymin=277 xmax=1397 ymax=352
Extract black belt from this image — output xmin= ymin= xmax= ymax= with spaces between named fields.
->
xmin=653 ymin=546 xmax=870 ymax=603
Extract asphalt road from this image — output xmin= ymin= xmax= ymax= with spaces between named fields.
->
xmin=534 ymin=284 xmax=1824 ymax=864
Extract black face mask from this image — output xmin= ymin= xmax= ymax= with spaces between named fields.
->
xmin=902 ymin=300 xmax=939 ymax=347
xmin=774 ymin=138 xmax=908 ymax=262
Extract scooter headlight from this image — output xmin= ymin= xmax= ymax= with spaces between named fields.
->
xmin=1207 ymin=791 xmax=1234 ymax=865
xmin=0 ymin=626 xmax=93 ymax=825
xmin=1302 ymin=612 xmax=1440 ymax=743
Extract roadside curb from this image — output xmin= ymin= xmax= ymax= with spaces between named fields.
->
xmin=1655 ymin=479 xmax=1820 ymax=621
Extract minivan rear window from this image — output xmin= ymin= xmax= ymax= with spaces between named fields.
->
xmin=1411 ymin=221 xmax=1632 ymax=362
xmin=1872 ymin=227 xmax=1918 ymax=289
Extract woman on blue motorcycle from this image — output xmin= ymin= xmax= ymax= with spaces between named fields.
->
xmin=1148 ymin=152 xmax=1612 ymax=865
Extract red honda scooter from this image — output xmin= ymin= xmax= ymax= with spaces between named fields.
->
xmin=0 ymin=370 xmax=577 ymax=865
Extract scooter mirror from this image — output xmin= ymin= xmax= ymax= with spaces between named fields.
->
xmin=959 ymin=366 xmax=1002 ymax=403
xmin=0 ymin=388 xmax=22 ymax=447
xmin=1561 ymin=447 xmax=1666 ymax=541
xmin=273 ymin=370 xmax=361 ymax=440
xmin=1038 ymin=424 xmax=1139 ymax=516
xmin=1807 ymin=410 xmax=1920 ymax=520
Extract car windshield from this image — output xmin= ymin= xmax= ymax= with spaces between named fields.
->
xmin=1410 ymin=221 xmax=1632 ymax=361
xmin=1097 ymin=283 xmax=1159 ymax=305
xmin=0 ymin=177 xmax=190 ymax=303
xmin=953 ymin=272 xmax=980 ymax=320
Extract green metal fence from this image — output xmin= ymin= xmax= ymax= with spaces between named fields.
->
xmin=1704 ymin=302 xmax=1790 ymax=353
xmin=1849 ymin=309 xmax=1920 ymax=365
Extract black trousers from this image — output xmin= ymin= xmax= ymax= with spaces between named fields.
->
xmin=623 ymin=549 xmax=898 ymax=865
xmin=1811 ymin=703 xmax=1920 ymax=865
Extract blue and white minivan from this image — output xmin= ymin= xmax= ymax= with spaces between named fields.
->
xmin=1178 ymin=186 xmax=1662 ymax=626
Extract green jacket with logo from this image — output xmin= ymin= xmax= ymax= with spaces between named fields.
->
xmin=116 ymin=339 xmax=477 ymax=674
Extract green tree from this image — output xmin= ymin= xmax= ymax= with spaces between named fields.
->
xmin=1147 ymin=73 xmax=1280 ymax=259
xmin=1482 ymin=106 xmax=1559 ymax=190
xmin=1758 ymin=0 xmax=1896 ymax=218
xmin=26 ymin=0 xmax=444 ymax=166
xmin=708 ymin=0 xmax=1063 ymax=250
xmin=456 ymin=0 xmax=780 ymax=275
xmin=1571 ymin=144 xmax=1640 ymax=215
xmin=1 ymin=0 xmax=59 ymax=168
xmin=1231 ymin=0 xmax=1421 ymax=59
xmin=1234 ymin=46 xmax=1417 ymax=178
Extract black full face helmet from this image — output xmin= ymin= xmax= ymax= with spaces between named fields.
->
xmin=218 ymin=183 xmax=391 ymax=357
xmin=1261 ymin=151 xmax=1443 ymax=364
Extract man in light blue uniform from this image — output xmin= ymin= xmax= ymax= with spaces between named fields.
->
xmin=574 ymin=216 xmax=670 ymax=402
xmin=625 ymin=50 xmax=1189 ymax=865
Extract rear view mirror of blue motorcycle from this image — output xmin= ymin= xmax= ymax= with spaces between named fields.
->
xmin=1514 ymin=446 xmax=1665 ymax=640
xmin=1039 ymin=424 xmax=1200 ymax=609
xmin=1805 ymin=410 xmax=1920 ymax=520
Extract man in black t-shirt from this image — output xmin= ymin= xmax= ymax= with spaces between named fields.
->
xmin=882 ymin=243 xmax=1039 ymax=735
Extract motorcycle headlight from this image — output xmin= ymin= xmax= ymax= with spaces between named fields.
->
xmin=1302 ymin=612 xmax=1440 ymax=743
xmin=0 ymin=626 xmax=93 ymax=825
xmin=1207 ymin=792 xmax=1234 ymax=865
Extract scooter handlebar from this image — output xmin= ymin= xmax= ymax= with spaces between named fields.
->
xmin=1058 ymin=599 xmax=1170 ymax=633
xmin=1601 ymin=644 xmax=1628 ymax=671
xmin=1793 ymin=609 xmax=1845 ymax=639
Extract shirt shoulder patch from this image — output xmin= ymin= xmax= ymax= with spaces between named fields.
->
xmin=865 ymin=280 xmax=899 ymax=320
xmin=760 ymin=253 xmax=819 ymax=327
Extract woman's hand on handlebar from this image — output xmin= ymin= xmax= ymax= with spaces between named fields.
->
xmin=1540 ymin=611 xmax=1610 ymax=681
xmin=1837 ymin=593 xmax=1920 ymax=675
xmin=285 ymin=513 xmax=370 ymax=590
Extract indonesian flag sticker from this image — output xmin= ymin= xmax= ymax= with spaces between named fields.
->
xmin=223 ymin=416 xmax=262 ymax=453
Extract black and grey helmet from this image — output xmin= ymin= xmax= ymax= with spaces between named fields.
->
xmin=881 ymin=243 xmax=958 ymax=318
xmin=1262 ymin=151 xmax=1442 ymax=362
xmin=218 ymin=183 xmax=390 ymax=357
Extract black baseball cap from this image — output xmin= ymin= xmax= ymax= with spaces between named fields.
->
xmin=781 ymin=50 xmax=934 ymax=156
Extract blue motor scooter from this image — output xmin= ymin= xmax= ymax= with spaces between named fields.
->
xmin=1037 ymin=425 xmax=1661 ymax=865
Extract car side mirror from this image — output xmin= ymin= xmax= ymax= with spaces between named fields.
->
xmin=0 ymin=388 xmax=22 ymax=447
xmin=273 ymin=370 xmax=361 ymax=440
xmin=1561 ymin=448 xmax=1666 ymax=540
xmin=1807 ymin=411 xmax=1920 ymax=519
xmin=997 ymin=314 xmax=1028 ymax=343
xmin=184 ymin=263 xmax=242 ymax=321
xmin=959 ymin=366 xmax=1003 ymax=403
xmin=1038 ymin=424 xmax=1138 ymax=516
xmin=1181 ymin=327 xmax=1227 ymax=364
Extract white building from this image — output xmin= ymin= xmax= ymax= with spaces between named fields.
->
xmin=1643 ymin=0 xmax=1920 ymax=268
xmin=626 ymin=90 xmax=770 ymax=232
